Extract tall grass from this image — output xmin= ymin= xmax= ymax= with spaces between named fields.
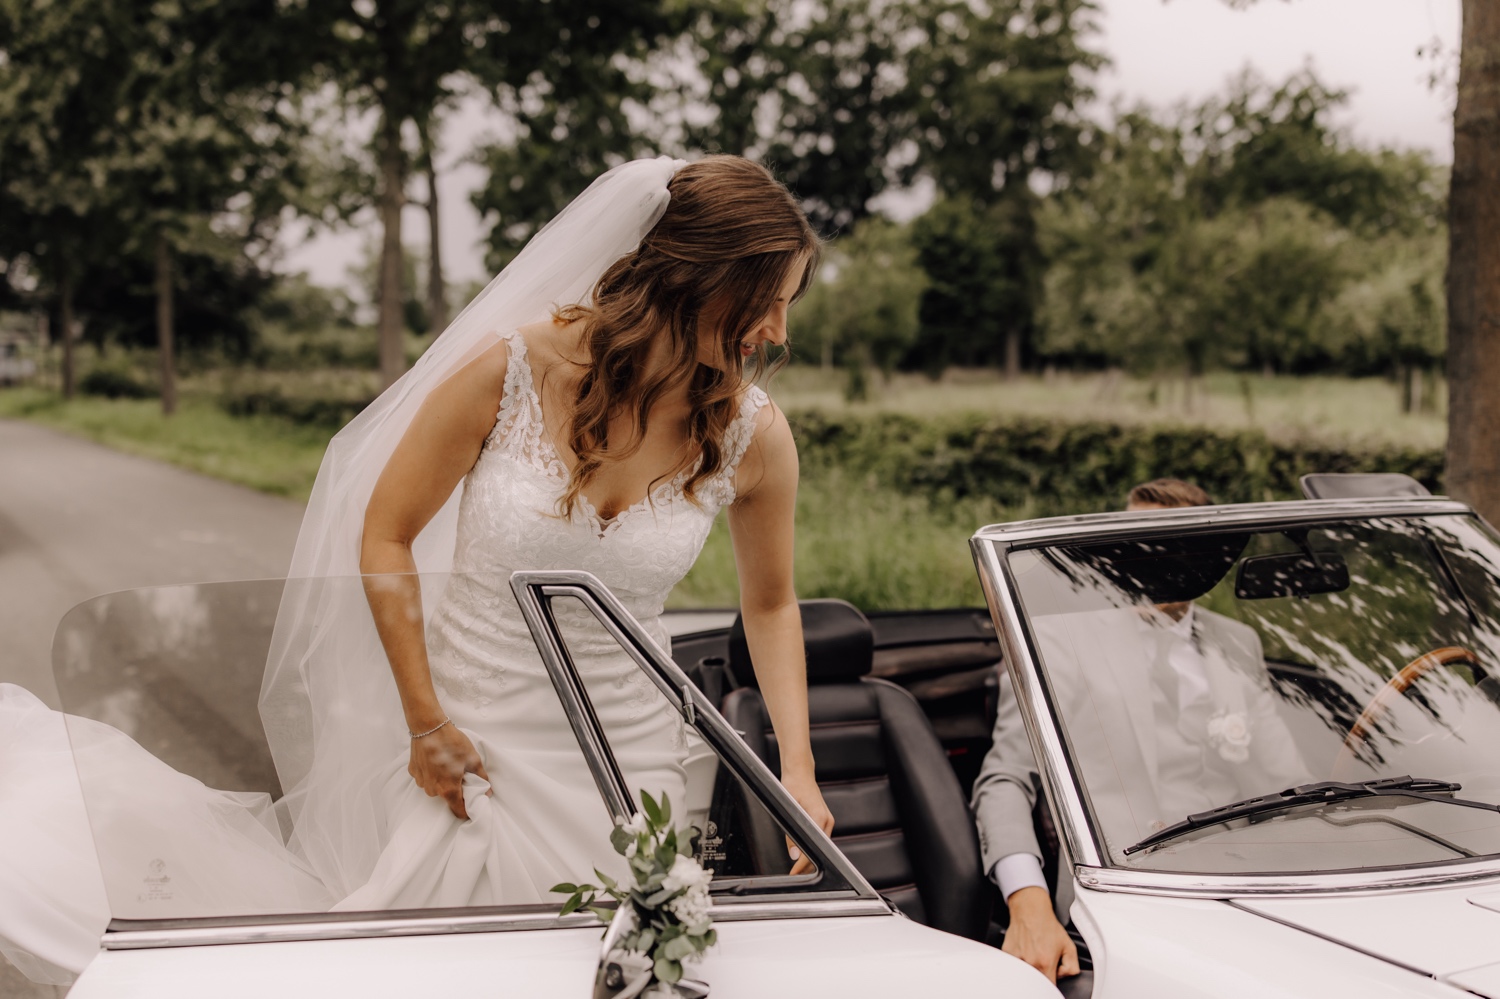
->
xmin=669 ymin=465 xmax=1018 ymax=610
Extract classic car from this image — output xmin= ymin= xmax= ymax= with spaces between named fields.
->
xmin=44 ymin=474 xmax=1500 ymax=997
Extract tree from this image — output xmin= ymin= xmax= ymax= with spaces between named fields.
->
xmin=1445 ymin=1 xmax=1500 ymax=524
xmin=677 ymin=0 xmax=916 ymax=235
xmin=304 ymin=0 xmax=674 ymax=387
xmin=795 ymin=218 xmax=927 ymax=398
xmin=905 ymin=0 xmax=1104 ymax=377
xmin=0 ymin=0 xmax=135 ymax=398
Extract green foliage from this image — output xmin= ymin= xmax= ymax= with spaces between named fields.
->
xmin=1036 ymin=71 xmax=1449 ymax=378
xmin=910 ymin=193 xmax=1040 ymax=374
xmin=79 ymin=365 xmax=157 ymax=401
xmin=795 ymin=218 xmax=927 ymax=395
xmin=785 ymin=409 xmax=1445 ymax=514
xmin=677 ymin=0 xmax=916 ymax=235
xmin=552 ymin=791 xmax=715 ymax=987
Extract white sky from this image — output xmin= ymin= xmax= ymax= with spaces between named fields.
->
xmin=279 ymin=0 xmax=1462 ymax=295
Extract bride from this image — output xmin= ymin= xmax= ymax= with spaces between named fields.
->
xmin=1 ymin=155 xmax=834 ymax=981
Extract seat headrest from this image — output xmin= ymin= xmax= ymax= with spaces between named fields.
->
xmin=728 ymin=598 xmax=873 ymax=687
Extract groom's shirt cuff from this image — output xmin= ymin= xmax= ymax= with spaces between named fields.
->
xmin=992 ymin=852 xmax=1048 ymax=901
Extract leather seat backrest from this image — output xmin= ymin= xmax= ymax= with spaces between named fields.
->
xmin=720 ymin=600 xmax=989 ymax=940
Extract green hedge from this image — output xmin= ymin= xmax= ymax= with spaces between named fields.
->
xmin=786 ymin=410 xmax=1445 ymax=515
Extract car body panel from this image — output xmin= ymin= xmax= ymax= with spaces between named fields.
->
xmin=69 ymin=913 xmax=1058 ymax=999
xmin=1070 ymin=887 xmax=1466 ymax=998
xmin=1232 ymin=879 xmax=1500 ymax=979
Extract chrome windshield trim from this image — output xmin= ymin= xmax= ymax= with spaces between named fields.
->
xmin=970 ymin=540 xmax=1103 ymax=868
xmin=100 ymin=899 xmax=894 ymax=951
xmin=509 ymin=571 xmax=881 ymax=904
xmin=973 ymin=497 xmax=1471 ymax=547
xmin=1074 ymin=859 xmax=1500 ymax=898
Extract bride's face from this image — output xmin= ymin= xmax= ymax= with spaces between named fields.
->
xmin=696 ymin=256 xmax=809 ymax=372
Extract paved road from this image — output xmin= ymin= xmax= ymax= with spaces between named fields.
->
xmin=0 ymin=420 xmax=306 ymax=997
xmin=0 ymin=419 xmax=306 ymax=706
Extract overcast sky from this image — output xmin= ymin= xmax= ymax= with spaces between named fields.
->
xmin=280 ymin=0 xmax=1462 ymax=295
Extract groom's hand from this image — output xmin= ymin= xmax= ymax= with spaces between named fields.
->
xmin=1002 ymin=886 xmax=1080 ymax=983
xmin=409 ymin=725 xmax=491 ymax=820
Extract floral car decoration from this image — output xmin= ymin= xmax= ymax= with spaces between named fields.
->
xmin=554 ymin=790 xmax=716 ymax=989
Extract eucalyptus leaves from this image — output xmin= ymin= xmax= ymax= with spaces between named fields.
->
xmin=553 ymin=791 xmax=716 ymax=988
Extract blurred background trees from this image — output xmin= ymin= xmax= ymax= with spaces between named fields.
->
xmin=0 ymin=0 xmax=1467 ymax=420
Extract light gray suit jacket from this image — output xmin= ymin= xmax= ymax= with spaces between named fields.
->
xmin=972 ymin=606 xmax=1307 ymax=920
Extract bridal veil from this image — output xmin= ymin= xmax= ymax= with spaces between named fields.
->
xmin=259 ymin=156 xmax=686 ymax=898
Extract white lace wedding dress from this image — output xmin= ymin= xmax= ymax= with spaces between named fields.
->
xmin=0 ymin=326 xmax=768 ymax=980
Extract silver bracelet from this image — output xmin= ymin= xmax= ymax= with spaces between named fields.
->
xmin=409 ymin=717 xmax=452 ymax=740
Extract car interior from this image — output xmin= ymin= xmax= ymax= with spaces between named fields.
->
xmin=672 ymin=598 xmax=1096 ymax=998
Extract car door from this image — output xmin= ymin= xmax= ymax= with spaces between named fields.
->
xmin=55 ymin=571 xmax=1053 ymax=998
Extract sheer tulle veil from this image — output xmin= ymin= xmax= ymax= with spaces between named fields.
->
xmin=259 ymin=156 xmax=686 ymax=897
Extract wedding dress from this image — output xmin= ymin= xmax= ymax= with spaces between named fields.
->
xmin=336 ymin=328 xmax=768 ymax=910
xmin=0 ymin=329 xmax=769 ymax=979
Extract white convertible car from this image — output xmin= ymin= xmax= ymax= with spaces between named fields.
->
xmin=42 ymin=476 xmax=1500 ymax=997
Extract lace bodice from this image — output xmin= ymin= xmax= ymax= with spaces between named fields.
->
xmin=427 ymin=328 xmax=767 ymax=711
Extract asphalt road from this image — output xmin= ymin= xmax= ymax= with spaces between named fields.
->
xmin=0 ymin=419 xmax=305 ymax=707
xmin=0 ymin=419 xmax=306 ymax=997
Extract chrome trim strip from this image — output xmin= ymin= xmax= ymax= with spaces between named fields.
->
xmin=509 ymin=576 xmax=634 ymax=822
xmin=100 ymin=900 xmax=894 ymax=951
xmin=970 ymin=540 xmax=1102 ymax=868
xmin=973 ymin=498 xmax=1471 ymax=547
xmin=1075 ymin=860 xmax=1500 ymax=898
xmin=708 ymin=898 xmax=893 ymax=922
xmin=103 ymin=911 xmax=600 ymax=950
xmin=510 ymin=571 xmax=881 ymax=903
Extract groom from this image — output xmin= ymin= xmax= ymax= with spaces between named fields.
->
xmin=971 ymin=478 xmax=1307 ymax=983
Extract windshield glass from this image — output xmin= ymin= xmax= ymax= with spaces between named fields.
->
xmin=50 ymin=573 xmax=829 ymax=924
xmin=1007 ymin=514 xmax=1500 ymax=876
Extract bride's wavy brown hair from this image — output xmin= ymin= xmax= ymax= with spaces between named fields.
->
xmin=552 ymin=155 xmax=819 ymax=517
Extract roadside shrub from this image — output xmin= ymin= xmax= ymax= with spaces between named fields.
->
xmin=787 ymin=410 xmax=1445 ymax=516
xmin=80 ymin=366 xmax=156 ymax=399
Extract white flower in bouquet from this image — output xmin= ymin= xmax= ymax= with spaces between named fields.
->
xmin=552 ymin=790 xmax=717 ymax=989
xmin=661 ymin=854 xmax=712 ymax=894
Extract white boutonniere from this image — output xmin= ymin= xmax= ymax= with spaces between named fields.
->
xmin=1206 ymin=711 xmax=1252 ymax=763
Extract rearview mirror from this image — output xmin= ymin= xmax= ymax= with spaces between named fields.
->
xmin=1235 ymin=552 xmax=1350 ymax=600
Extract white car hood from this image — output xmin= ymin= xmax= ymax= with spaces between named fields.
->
xmin=1234 ymin=879 xmax=1500 ymax=996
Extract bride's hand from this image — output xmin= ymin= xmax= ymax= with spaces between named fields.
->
xmin=408 ymin=724 xmax=491 ymax=820
xmin=781 ymin=772 xmax=834 ymax=875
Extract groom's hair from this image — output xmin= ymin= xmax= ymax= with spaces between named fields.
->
xmin=1127 ymin=478 xmax=1214 ymax=509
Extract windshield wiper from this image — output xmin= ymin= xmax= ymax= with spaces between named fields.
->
xmin=1124 ymin=775 xmax=1500 ymax=856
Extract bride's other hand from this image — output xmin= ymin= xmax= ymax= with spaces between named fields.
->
xmin=408 ymin=724 xmax=491 ymax=820
xmin=782 ymin=772 xmax=834 ymax=875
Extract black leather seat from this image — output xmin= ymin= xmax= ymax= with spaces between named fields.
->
xmin=720 ymin=599 xmax=989 ymax=940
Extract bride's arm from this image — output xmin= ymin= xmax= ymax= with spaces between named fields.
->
xmin=726 ymin=402 xmax=834 ymax=872
xmin=360 ymin=343 xmax=509 ymax=819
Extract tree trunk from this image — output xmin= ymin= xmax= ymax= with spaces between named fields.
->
xmin=156 ymin=232 xmax=177 ymax=417
xmin=1446 ymin=0 xmax=1500 ymax=523
xmin=1003 ymin=328 xmax=1021 ymax=380
xmin=377 ymin=110 xmax=408 ymax=388
xmin=418 ymin=118 xmax=447 ymax=338
xmin=59 ymin=263 xmax=76 ymax=400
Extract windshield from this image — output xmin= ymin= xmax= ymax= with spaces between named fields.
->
xmin=1007 ymin=514 xmax=1500 ymax=876
xmin=50 ymin=573 xmax=833 ymax=924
